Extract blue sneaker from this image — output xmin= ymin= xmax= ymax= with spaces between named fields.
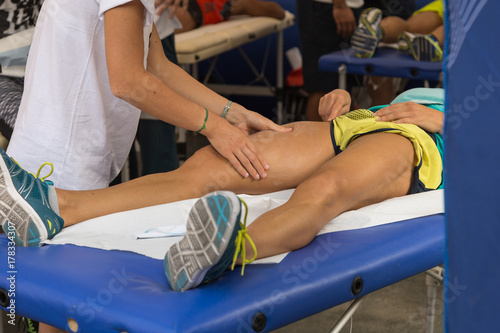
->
xmin=398 ymin=31 xmax=443 ymax=62
xmin=351 ymin=7 xmax=383 ymax=58
xmin=164 ymin=191 xmax=256 ymax=292
xmin=0 ymin=148 xmax=63 ymax=247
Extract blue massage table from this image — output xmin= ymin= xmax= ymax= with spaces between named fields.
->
xmin=0 ymin=213 xmax=444 ymax=332
xmin=318 ymin=47 xmax=443 ymax=90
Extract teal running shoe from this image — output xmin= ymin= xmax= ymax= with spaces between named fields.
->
xmin=398 ymin=31 xmax=443 ymax=62
xmin=351 ymin=7 xmax=383 ymax=58
xmin=0 ymin=148 xmax=63 ymax=247
xmin=164 ymin=191 xmax=256 ymax=292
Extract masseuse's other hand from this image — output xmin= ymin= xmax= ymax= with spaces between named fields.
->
xmin=319 ymin=89 xmax=351 ymax=121
xmin=373 ymin=101 xmax=444 ymax=134
xmin=155 ymin=0 xmax=188 ymax=18
xmin=205 ymin=117 xmax=269 ymax=180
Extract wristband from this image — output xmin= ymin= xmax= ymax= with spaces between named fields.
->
xmin=221 ymin=100 xmax=232 ymax=119
xmin=196 ymin=108 xmax=209 ymax=133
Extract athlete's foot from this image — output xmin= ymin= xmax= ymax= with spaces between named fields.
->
xmin=164 ymin=191 xmax=256 ymax=292
xmin=398 ymin=31 xmax=443 ymax=62
xmin=351 ymin=7 xmax=383 ymax=58
xmin=0 ymin=148 xmax=63 ymax=247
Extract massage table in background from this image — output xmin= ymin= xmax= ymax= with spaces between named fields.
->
xmin=318 ymin=47 xmax=443 ymax=91
xmin=175 ymin=11 xmax=295 ymax=124
xmin=0 ymin=190 xmax=445 ymax=333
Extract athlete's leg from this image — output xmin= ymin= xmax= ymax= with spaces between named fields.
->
xmin=431 ymin=25 xmax=445 ymax=46
xmin=381 ymin=11 xmax=442 ymax=43
xmin=231 ymin=0 xmax=285 ymax=20
xmin=57 ymin=121 xmax=334 ymax=226
xmin=244 ymin=132 xmax=415 ymax=259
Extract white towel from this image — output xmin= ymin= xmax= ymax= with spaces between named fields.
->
xmin=44 ymin=189 xmax=444 ymax=264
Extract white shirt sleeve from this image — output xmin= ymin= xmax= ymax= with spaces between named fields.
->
xmin=96 ymin=0 xmax=155 ymax=27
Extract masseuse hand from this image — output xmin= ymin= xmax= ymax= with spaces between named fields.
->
xmin=155 ymin=0 xmax=188 ymax=18
xmin=373 ymin=101 xmax=444 ymax=134
xmin=319 ymin=89 xmax=351 ymax=121
xmin=205 ymin=105 xmax=292 ymax=180
xmin=225 ymin=104 xmax=292 ymax=136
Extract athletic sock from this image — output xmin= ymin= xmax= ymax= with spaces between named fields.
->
xmin=48 ymin=186 xmax=60 ymax=215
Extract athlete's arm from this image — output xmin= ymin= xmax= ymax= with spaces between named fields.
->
xmin=373 ymin=101 xmax=445 ymax=134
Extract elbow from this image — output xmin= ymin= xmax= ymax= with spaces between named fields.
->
xmin=107 ymin=64 xmax=151 ymax=101
xmin=109 ymin=69 xmax=157 ymax=103
xmin=109 ymin=81 xmax=129 ymax=100
xmin=108 ymin=74 xmax=140 ymax=102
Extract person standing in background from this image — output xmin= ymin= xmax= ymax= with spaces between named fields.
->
xmin=134 ymin=1 xmax=185 ymax=177
xmin=296 ymin=0 xmax=415 ymax=120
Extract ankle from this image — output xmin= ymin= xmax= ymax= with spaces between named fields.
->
xmin=55 ymin=188 xmax=71 ymax=225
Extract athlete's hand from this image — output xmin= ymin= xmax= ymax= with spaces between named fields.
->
xmin=373 ymin=101 xmax=444 ymax=134
xmin=319 ymin=89 xmax=352 ymax=121
xmin=155 ymin=0 xmax=188 ymax=18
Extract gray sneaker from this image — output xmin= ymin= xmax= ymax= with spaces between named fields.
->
xmin=164 ymin=191 xmax=256 ymax=292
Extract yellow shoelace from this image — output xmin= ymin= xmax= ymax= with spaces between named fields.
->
xmin=13 ymin=158 xmax=54 ymax=181
xmin=35 ymin=162 xmax=54 ymax=180
xmin=231 ymin=199 xmax=257 ymax=276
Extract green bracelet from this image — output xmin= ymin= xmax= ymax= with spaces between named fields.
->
xmin=221 ymin=100 xmax=232 ymax=119
xmin=196 ymin=108 xmax=209 ymax=133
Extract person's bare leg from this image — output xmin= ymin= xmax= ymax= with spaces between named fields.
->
xmin=244 ymin=132 xmax=415 ymax=259
xmin=57 ymin=121 xmax=334 ymax=227
xmin=231 ymin=0 xmax=285 ymax=20
xmin=367 ymin=76 xmax=394 ymax=106
xmin=380 ymin=12 xmax=443 ymax=43
xmin=431 ymin=25 xmax=445 ymax=46
xmin=380 ymin=16 xmax=410 ymax=43
xmin=405 ymin=11 xmax=443 ymax=34
xmin=304 ymin=91 xmax=324 ymax=121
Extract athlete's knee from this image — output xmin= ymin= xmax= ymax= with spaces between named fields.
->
xmin=297 ymin=172 xmax=346 ymax=215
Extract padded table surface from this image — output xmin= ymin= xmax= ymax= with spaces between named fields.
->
xmin=319 ymin=47 xmax=443 ymax=81
xmin=0 ymin=214 xmax=444 ymax=332
xmin=175 ymin=11 xmax=295 ymax=65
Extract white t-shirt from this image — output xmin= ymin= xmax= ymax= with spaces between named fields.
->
xmin=7 ymin=0 xmax=155 ymax=190
xmin=313 ymin=0 xmax=364 ymax=8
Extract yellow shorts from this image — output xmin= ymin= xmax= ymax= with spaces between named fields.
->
xmin=413 ymin=0 xmax=444 ymax=21
xmin=331 ymin=109 xmax=443 ymax=193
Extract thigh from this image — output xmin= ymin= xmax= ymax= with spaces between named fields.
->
xmin=180 ymin=121 xmax=335 ymax=194
xmin=288 ymin=132 xmax=415 ymax=219
xmin=406 ymin=11 xmax=443 ymax=33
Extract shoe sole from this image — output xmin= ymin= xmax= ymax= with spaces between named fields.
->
xmin=414 ymin=35 xmax=442 ymax=61
xmin=401 ymin=32 xmax=442 ymax=62
xmin=164 ymin=191 xmax=241 ymax=292
xmin=0 ymin=155 xmax=47 ymax=247
xmin=351 ymin=8 xmax=382 ymax=58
